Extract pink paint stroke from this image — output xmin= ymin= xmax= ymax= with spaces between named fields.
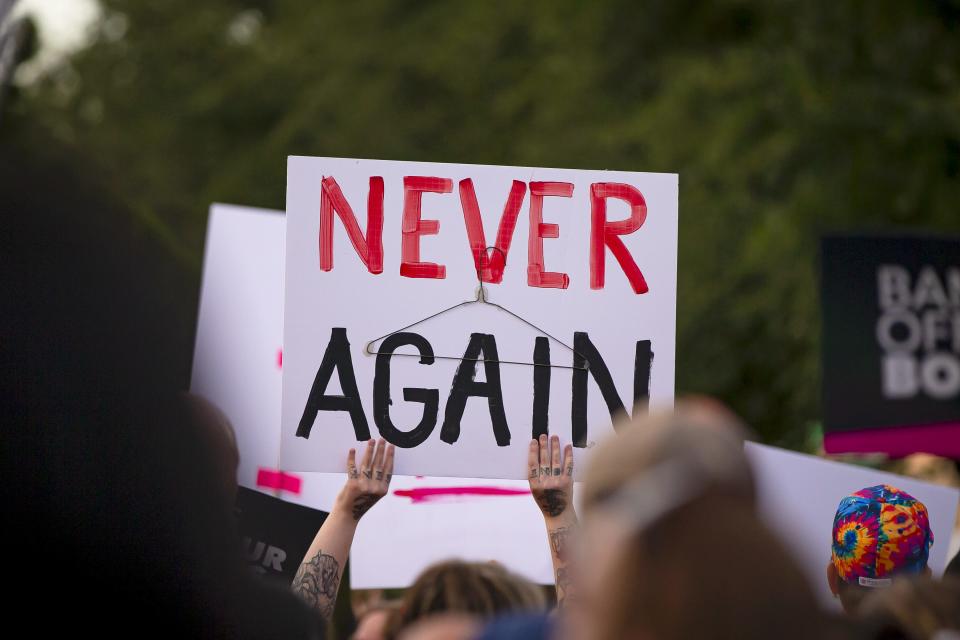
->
xmin=823 ymin=422 xmax=960 ymax=458
xmin=277 ymin=348 xmax=283 ymax=369
xmin=394 ymin=486 xmax=531 ymax=504
xmin=256 ymin=467 xmax=302 ymax=495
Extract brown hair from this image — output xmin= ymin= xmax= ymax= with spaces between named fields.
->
xmin=582 ymin=401 xmax=830 ymax=640
xmin=384 ymin=560 xmax=546 ymax=639
xmin=594 ymin=494 xmax=825 ymax=640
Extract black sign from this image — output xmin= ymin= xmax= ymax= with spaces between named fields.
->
xmin=235 ymin=487 xmax=328 ymax=584
xmin=821 ymin=235 xmax=960 ymax=434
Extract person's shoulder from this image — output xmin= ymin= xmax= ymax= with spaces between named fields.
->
xmin=232 ymin=579 xmax=326 ymax=640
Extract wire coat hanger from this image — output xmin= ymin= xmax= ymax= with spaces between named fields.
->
xmin=363 ymin=247 xmax=588 ymax=370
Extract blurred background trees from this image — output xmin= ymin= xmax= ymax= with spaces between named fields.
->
xmin=6 ymin=0 xmax=960 ymax=447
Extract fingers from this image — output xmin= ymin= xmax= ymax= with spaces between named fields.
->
xmin=528 ymin=439 xmax=540 ymax=481
xmin=384 ymin=443 xmax=395 ymax=485
xmin=359 ymin=438 xmax=375 ymax=479
xmin=372 ymin=438 xmax=386 ymax=480
xmin=539 ymin=434 xmax=550 ymax=477
xmin=551 ymin=435 xmax=562 ymax=476
xmin=563 ymin=444 xmax=574 ymax=478
xmin=347 ymin=448 xmax=359 ymax=479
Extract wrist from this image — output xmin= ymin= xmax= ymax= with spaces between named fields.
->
xmin=329 ymin=502 xmax=363 ymax=528
xmin=543 ymin=508 xmax=577 ymax=529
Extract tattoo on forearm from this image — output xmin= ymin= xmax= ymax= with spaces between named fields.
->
xmin=555 ymin=566 xmax=574 ymax=607
xmin=352 ymin=494 xmax=378 ymax=520
xmin=549 ymin=525 xmax=573 ymax=561
xmin=291 ymin=551 xmax=341 ymax=620
xmin=535 ymin=489 xmax=567 ymax=517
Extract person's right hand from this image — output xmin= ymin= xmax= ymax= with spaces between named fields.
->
xmin=528 ymin=434 xmax=574 ymax=520
xmin=333 ymin=438 xmax=395 ymax=521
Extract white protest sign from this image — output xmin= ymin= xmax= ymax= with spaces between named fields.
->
xmin=746 ymin=443 xmax=960 ymax=608
xmin=350 ymin=476 xmax=558 ymax=588
xmin=190 ymin=204 xmax=340 ymax=510
xmin=191 ymin=203 xmax=556 ymax=585
xmin=282 ymin=157 xmax=678 ymax=479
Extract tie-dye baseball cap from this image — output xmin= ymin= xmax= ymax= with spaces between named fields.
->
xmin=831 ymin=484 xmax=933 ymax=588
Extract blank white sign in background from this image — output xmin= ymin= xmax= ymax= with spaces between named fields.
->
xmin=747 ymin=443 xmax=959 ymax=609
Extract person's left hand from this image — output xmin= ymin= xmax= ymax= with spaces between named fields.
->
xmin=528 ymin=434 xmax=574 ymax=521
xmin=334 ymin=438 xmax=395 ymax=521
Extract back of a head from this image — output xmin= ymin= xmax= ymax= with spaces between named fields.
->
xmin=829 ymin=484 xmax=935 ymax=613
xmin=857 ymin=577 xmax=960 ymax=640
xmin=386 ymin=560 xmax=546 ymax=639
xmin=1 ymin=135 xmax=323 ymax=639
xmin=580 ymin=402 xmax=830 ymax=640
xmin=595 ymin=493 xmax=826 ymax=640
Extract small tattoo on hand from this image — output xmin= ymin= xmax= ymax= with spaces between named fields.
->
xmin=352 ymin=495 xmax=378 ymax=520
xmin=535 ymin=489 xmax=567 ymax=517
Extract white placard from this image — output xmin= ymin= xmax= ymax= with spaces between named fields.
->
xmin=190 ymin=204 xmax=341 ymax=510
xmin=350 ymin=476 xmax=557 ymax=588
xmin=746 ymin=443 xmax=960 ymax=608
xmin=190 ymin=203 xmax=556 ymax=585
xmin=281 ymin=157 xmax=679 ymax=479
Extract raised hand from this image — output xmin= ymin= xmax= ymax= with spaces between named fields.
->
xmin=529 ymin=434 xmax=574 ymax=519
xmin=528 ymin=434 xmax=578 ymax=608
xmin=337 ymin=438 xmax=395 ymax=521
xmin=293 ymin=439 xmax=396 ymax=620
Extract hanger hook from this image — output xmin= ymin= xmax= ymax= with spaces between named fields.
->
xmin=476 ymin=246 xmax=508 ymax=302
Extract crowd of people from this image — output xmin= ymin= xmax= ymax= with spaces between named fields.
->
xmin=3 ymin=161 xmax=958 ymax=639
xmin=286 ymin=403 xmax=960 ymax=640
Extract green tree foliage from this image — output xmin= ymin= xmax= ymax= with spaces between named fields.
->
xmin=10 ymin=0 xmax=960 ymax=446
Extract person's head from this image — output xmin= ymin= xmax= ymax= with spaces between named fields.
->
xmin=588 ymin=494 xmax=825 ymax=640
xmin=576 ymin=402 xmax=826 ymax=640
xmin=827 ymin=484 xmax=934 ymax=614
xmin=182 ymin=393 xmax=240 ymax=504
xmin=857 ymin=576 xmax=960 ymax=639
xmin=353 ymin=601 xmax=401 ymax=640
xmin=385 ymin=560 xmax=546 ymax=639
xmin=578 ymin=401 xmax=755 ymax=617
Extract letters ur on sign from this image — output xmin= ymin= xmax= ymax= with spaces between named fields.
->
xmin=318 ymin=175 xmax=650 ymax=293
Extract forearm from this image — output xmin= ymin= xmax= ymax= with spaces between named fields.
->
xmin=292 ymin=507 xmax=358 ymax=621
xmin=544 ymin=511 xmax=577 ymax=608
